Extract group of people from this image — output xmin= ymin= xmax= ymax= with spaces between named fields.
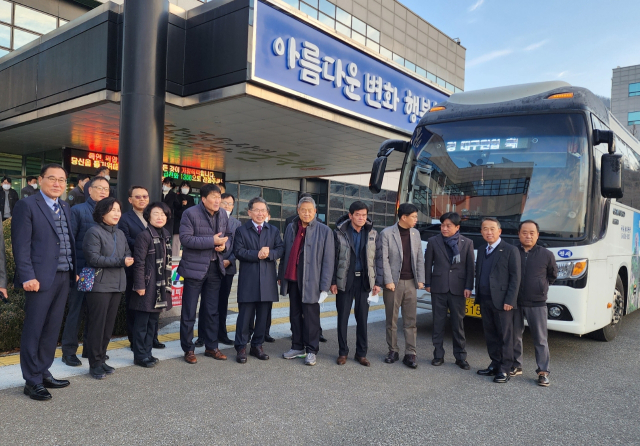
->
xmin=2 ymin=163 xmax=558 ymax=401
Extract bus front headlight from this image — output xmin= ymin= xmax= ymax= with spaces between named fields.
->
xmin=556 ymin=259 xmax=587 ymax=280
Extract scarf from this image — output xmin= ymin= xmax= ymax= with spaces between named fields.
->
xmin=443 ymin=232 xmax=461 ymax=264
xmin=148 ymin=225 xmax=172 ymax=309
xmin=285 ymin=220 xmax=306 ymax=282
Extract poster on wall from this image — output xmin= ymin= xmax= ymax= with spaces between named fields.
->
xmin=171 ymin=265 xmax=183 ymax=307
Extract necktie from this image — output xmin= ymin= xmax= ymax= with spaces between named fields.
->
xmin=486 ymin=245 xmax=493 ymax=255
xmin=52 ymin=202 xmax=60 ymax=217
xmin=257 ymin=225 xmax=262 ymax=234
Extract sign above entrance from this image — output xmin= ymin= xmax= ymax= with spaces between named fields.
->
xmin=253 ymin=1 xmax=449 ymax=133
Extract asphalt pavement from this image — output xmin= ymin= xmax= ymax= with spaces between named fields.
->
xmin=1 ymin=309 xmax=639 ymax=445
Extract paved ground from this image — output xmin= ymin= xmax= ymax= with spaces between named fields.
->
xmin=1 ymin=308 xmax=639 ymax=445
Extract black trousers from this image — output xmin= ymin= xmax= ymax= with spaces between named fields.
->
xmin=479 ymin=298 xmax=515 ymax=374
xmin=132 ymin=311 xmax=160 ymax=361
xmin=289 ymin=281 xmax=320 ymax=354
xmin=431 ymin=292 xmax=467 ymax=361
xmin=181 ymin=262 xmax=222 ymax=352
xmin=209 ymin=272 xmax=234 ymax=340
xmin=249 ymin=302 xmax=272 ymax=337
xmin=336 ymin=274 xmax=369 ymax=357
xmin=21 ymin=271 xmax=71 ymax=386
xmin=235 ymin=301 xmax=271 ymax=350
xmin=61 ymin=287 xmax=89 ymax=356
xmin=85 ymin=291 xmax=121 ymax=369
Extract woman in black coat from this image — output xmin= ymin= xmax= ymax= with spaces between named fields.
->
xmin=83 ymin=197 xmax=133 ymax=379
xmin=131 ymin=202 xmax=173 ymax=368
xmin=173 ymin=181 xmax=195 ymax=256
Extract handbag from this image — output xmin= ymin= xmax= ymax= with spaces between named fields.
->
xmin=77 ymin=233 xmax=118 ymax=292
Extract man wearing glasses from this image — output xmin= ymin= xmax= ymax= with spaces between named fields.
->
xmin=12 ymin=164 xmax=76 ymax=400
xmin=119 ymin=186 xmax=154 ymax=349
xmin=60 ymin=176 xmax=110 ymax=367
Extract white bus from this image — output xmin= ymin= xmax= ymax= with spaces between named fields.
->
xmin=370 ymin=81 xmax=640 ymax=341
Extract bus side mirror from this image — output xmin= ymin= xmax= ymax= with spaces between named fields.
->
xmin=601 ymin=152 xmax=623 ymax=199
xmin=369 ymin=156 xmax=388 ymax=194
xmin=593 ymin=129 xmax=614 ymax=152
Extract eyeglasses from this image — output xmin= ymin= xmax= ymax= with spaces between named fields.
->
xmin=250 ymin=208 xmax=268 ymax=214
xmin=132 ymin=195 xmax=149 ymax=200
xmin=92 ymin=186 xmax=110 ymax=192
xmin=44 ymin=176 xmax=67 ymax=184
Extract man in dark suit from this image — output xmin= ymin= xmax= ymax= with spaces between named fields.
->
xmin=162 ymin=177 xmax=179 ymax=234
xmin=233 ymin=197 xmax=284 ymax=363
xmin=119 ymin=185 xmax=151 ymax=348
xmin=11 ymin=164 xmax=76 ymax=400
xmin=83 ymin=166 xmax=115 ymax=200
xmin=424 ymin=212 xmax=474 ymax=370
xmin=20 ymin=176 xmax=38 ymax=199
xmin=475 ymin=217 xmax=521 ymax=383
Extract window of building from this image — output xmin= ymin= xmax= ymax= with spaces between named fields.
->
xmin=630 ymin=83 xmax=640 ymax=97
xmin=14 ymin=4 xmax=56 ymax=34
xmin=629 ymin=111 xmax=640 ymax=126
xmin=0 ymin=0 xmax=10 ymax=24
xmin=0 ymin=1 xmax=66 ymax=54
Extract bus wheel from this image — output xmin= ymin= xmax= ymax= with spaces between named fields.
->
xmin=590 ymin=275 xmax=624 ymax=342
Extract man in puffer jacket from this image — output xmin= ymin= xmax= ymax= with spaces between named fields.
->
xmin=330 ymin=201 xmax=381 ymax=367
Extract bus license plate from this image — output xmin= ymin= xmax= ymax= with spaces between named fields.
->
xmin=465 ymin=298 xmax=481 ymax=318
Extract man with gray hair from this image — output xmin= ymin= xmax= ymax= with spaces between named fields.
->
xmin=233 ymin=197 xmax=283 ymax=363
xmin=279 ymin=196 xmax=335 ymax=366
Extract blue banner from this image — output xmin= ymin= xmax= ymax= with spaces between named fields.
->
xmin=254 ymin=1 xmax=448 ymax=134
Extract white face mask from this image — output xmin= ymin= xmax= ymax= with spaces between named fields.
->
xmin=162 ymin=185 xmax=171 ymax=192
xmin=181 ymin=188 xmax=189 ymax=195
xmin=103 ymin=175 xmax=110 ymax=182
xmin=2 ymin=184 xmax=10 ymax=190
xmin=225 ymin=209 xmax=231 ymax=217
xmin=31 ymin=183 xmax=38 ymax=189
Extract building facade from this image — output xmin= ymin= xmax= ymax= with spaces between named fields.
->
xmin=612 ymin=64 xmax=640 ymax=138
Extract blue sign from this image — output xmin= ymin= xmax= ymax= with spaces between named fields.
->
xmin=254 ymin=1 xmax=448 ymax=133
xmin=558 ymin=249 xmax=573 ymax=258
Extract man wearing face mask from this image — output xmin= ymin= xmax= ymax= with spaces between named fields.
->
xmin=173 ymin=181 xmax=195 ymax=257
xmin=21 ymin=176 xmax=38 ymax=199
xmin=67 ymin=174 xmax=89 ymax=207
xmin=84 ymin=167 xmax=115 ymax=200
xmin=162 ymin=177 xmax=179 ymax=237
xmin=1 ymin=177 xmax=19 ymax=221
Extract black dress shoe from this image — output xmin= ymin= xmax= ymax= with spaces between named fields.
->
xmin=152 ymin=340 xmax=166 ymax=349
xmin=150 ymin=356 xmax=159 ymax=364
xmin=24 ymin=384 xmax=52 ymax=401
xmin=105 ymin=354 xmax=109 ymax=360
xmin=101 ymin=363 xmax=115 ymax=375
xmin=134 ymin=358 xmax=156 ymax=368
xmin=250 ymin=346 xmax=270 ymax=360
xmin=319 ymin=334 xmax=328 ymax=343
xmin=493 ymin=372 xmax=510 ymax=383
xmin=89 ymin=366 xmax=107 ymax=379
xmin=384 ymin=351 xmax=400 ymax=364
xmin=431 ymin=357 xmax=444 ymax=366
xmin=455 ymin=359 xmax=471 ymax=370
xmin=403 ymin=354 xmax=418 ymax=369
xmin=62 ymin=355 xmax=82 ymax=367
xmin=236 ymin=348 xmax=247 ymax=364
xmin=43 ymin=376 xmax=70 ymax=389
xmin=477 ymin=366 xmax=498 ymax=376
xmin=264 ymin=335 xmax=276 ymax=343
xmin=194 ymin=338 xmax=205 ymax=348
xmin=219 ymin=337 xmax=233 ymax=345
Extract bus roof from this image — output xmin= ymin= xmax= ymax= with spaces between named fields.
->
xmin=419 ymin=81 xmax=610 ymax=128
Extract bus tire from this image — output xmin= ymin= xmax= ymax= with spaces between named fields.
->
xmin=589 ymin=275 xmax=624 ymax=342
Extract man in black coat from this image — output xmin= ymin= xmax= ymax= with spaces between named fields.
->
xmin=233 ymin=197 xmax=284 ymax=363
xmin=162 ymin=177 xmax=179 ymax=235
xmin=1 ymin=176 xmax=19 ymax=221
xmin=11 ymin=164 xmax=76 ymax=400
xmin=513 ymin=220 xmax=558 ymax=387
xmin=20 ymin=176 xmax=38 ymax=199
xmin=424 ymin=212 xmax=474 ymax=370
xmin=173 ymin=181 xmax=195 ymax=256
xmin=475 ymin=217 xmax=521 ymax=383
xmin=67 ymin=174 xmax=89 ymax=207
xmin=118 ymin=186 xmax=154 ymax=348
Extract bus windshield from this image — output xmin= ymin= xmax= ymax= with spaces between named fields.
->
xmin=400 ymin=113 xmax=590 ymax=238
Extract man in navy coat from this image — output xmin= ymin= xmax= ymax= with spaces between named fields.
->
xmin=233 ymin=197 xmax=284 ymax=363
xmin=11 ymin=164 xmax=76 ymax=400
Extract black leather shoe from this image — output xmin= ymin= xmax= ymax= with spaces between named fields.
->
xmin=134 ymin=358 xmax=156 ymax=368
xmin=384 ymin=351 xmax=400 ymax=364
xmin=510 ymin=367 xmax=523 ymax=377
xmin=455 ymin=359 xmax=471 ymax=370
xmin=264 ymin=335 xmax=276 ymax=343
xmin=403 ymin=354 xmax=418 ymax=369
xmin=194 ymin=338 xmax=205 ymax=348
xmin=250 ymin=346 xmax=270 ymax=360
xmin=62 ymin=355 xmax=82 ymax=367
xmin=24 ymin=384 xmax=52 ymax=401
xmin=431 ymin=357 xmax=444 ymax=366
xmin=150 ymin=356 xmax=159 ymax=364
xmin=493 ymin=372 xmax=510 ymax=383
xmin=43 ymin=376 xmax=70 ymax=389
xmin=477 ymin=366 xmax=498 ymax=376
xmin=153 ymin=340 xmax=166 ymax=349
xmin=538 ymin=373 xmax=550 ymax=387
xmin=89 ymin=366 xmax=107 ymax=379
xmin=319 ymin=334 xmax=328 ymax=343
xmin=101 ymin=363 xmax=115 ymax=375
xmin=219 ymin=336 xmax=233 ymax=345
xmin=237 ymin=348 xmax=247 ymax=364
